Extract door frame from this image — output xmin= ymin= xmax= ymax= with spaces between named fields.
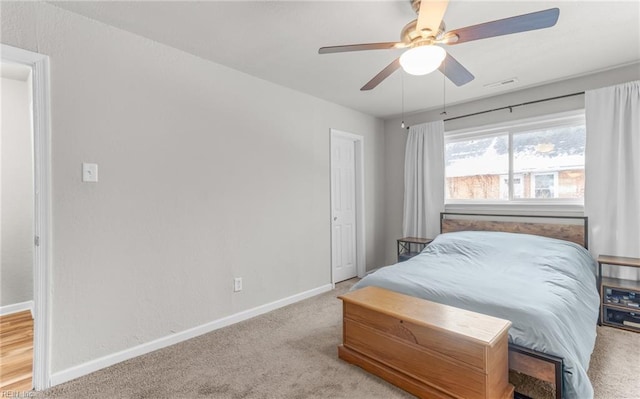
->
xmin=330 ymin=129 xmax=366 ymax=283
xmin=2 ymin=44 xmax=52 ymax=390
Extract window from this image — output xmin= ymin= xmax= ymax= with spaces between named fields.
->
xmin=445 ymin=111 xmax=585 ymax=204
xmin=531 ymin=172 xmax=558 ymax=198
xmin=500 ymin=174 xmax=523 ymax=199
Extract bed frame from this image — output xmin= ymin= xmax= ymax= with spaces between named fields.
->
xmin=440 ymin=212 xmax=590 ymax=399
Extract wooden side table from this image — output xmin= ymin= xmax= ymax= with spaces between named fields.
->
xmin=598 ymin=255 xmax=640 ymax=332
xmin=397 ymin=237 xmax=433 ymax=262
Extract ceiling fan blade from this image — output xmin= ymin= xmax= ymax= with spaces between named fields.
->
xmin=361 ymin=58 xmax=401 ymax=91
xmin=446 ymin=8 xmax=560 ymax=45
xmin=416 ymin=0 xmax=449 ymax=35
xmin=438 ymin=52 xmax=474 ymax=86
xmin=319 ymin=42 xmax=404 ymax=54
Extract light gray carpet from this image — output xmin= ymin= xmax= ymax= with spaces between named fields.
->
xmin=35 ymin=279 xmax=639 ymax=399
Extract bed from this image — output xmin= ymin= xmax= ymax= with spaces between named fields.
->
xmin=351 ymin=213 xmax=600 ymax=399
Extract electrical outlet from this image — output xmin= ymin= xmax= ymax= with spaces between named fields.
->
xmin=234 ymin=277 xmax=242 ymax=292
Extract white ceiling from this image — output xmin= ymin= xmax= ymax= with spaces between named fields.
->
xmin=52 ymin=1 xmax=640 ymax=119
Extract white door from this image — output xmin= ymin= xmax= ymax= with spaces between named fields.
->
xmin=331 ymin=136 xmax=357 ymax=282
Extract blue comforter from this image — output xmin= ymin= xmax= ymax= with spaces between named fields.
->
xmin=353 ymin=231 xmax=599 ymax=399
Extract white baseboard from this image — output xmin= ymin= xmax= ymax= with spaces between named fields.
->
xmin=0 ymin=300 xmax=33 ymax=317
xmin=50 ymin=283 xmax=333 ymax=387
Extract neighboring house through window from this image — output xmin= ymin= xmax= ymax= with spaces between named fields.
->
xmin=531 ymin=172 xmax=559 ymax=198
xmin=500 ymin=174 xmax=524 ymax=199
xmin=444 ymin=111 xmax=585 ymax=206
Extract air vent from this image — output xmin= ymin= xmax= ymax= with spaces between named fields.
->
xmin=484 ymin=78 xmax=519 ymax=88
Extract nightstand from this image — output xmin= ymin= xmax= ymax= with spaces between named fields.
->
xmin=598 ymin=255 xmax=640 ymax=333
xmin=397 ymin=237 xmax=433 ymax=262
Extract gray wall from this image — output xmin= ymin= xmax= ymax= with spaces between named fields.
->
xmin=383 ymin=63 xmax=640 ymax=265
xmin=1 ymin=2 xmax=386 ymax=374
xmin=1 ymin=75 xmax=34 ymax=307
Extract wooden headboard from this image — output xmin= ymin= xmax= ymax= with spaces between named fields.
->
xmin=440 ymin=212 xmax=588 ymax=248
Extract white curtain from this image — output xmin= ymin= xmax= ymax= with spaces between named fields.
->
xmin=402 ymin=121 xmax=445 ymax=240
xmin=585 ymin=80 xmax=640 ymax=280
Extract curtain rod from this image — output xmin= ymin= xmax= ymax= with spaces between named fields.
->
xmin=443 ymin=91 xmax=585 ymax=122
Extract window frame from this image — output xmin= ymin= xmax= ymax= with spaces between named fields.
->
xmin=444 ymin=110 xmax=586 ymax=211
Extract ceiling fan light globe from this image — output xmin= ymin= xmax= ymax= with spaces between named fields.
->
xmin=399 ymin=45 xmax=446 ymax=76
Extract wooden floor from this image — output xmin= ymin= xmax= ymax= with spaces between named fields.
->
xmin=0 ymin=310 xmax=33 ymax=392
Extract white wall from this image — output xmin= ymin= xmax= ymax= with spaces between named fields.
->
xmin=0 ymin=2 xmax=386 ymax=375
xmin=383 ymin=63 xmax=640 ymax=265
xmin=0 ymin=75 xmax=34 ymax=307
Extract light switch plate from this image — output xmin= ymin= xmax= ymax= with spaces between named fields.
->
xmin=82 ymin=163 xmax=98 ymax=182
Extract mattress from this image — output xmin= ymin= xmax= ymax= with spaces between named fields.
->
xmin=352 ymin=231 xmax=600 ymax=399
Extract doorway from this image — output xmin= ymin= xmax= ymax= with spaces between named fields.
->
xmin=1 ymin=44 xmax=52 ymax=391
xmin=330 ymin=129 xmax=365 ymax=283
xmin=0 ymin=60 xmax=35 ymax=392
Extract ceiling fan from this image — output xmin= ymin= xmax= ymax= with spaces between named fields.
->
xmin=319 ymin=0 xmax=559 ymax=91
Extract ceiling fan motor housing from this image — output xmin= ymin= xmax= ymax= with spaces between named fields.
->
xmin=410 ymin=0 xmax=422 ymax=15
xmin=401 ymin=19 xmax=446 ymax=45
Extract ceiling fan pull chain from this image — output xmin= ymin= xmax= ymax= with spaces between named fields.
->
xmin=441 ymin=63 xmax=447 ymax=116
xmin=401 ymin=71 xmax=408 ymax=129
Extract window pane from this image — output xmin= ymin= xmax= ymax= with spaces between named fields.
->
xmin=445 ymin=135 xmax=508 ymax=200
xmin=513 ymin=125 xmax=585 ymax=199
xmin=533 ymin=173 xmax=556 ymax=198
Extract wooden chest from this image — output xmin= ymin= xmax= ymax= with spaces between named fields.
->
xmin=338 ymin=286 xmax=514 ymax=399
